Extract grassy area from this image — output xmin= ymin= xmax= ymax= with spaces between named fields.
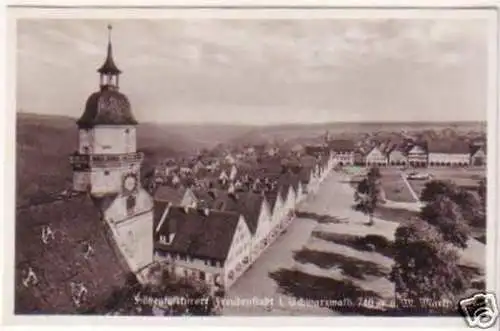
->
xmin=380 ymin=178 xmax=416 ymax=203
xmin=405 ymin=168 xmax=486 ymax=198
xmin=406 ymin=179 xmax=427 ymax=200
xmin=374 ymin=206 xmax=419 ymax=224
xmin=349 ymin=169 xmax=416 ymax=203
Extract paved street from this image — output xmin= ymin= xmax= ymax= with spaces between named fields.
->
xmin=223 ymin=171 xmax=375 ymax=316
xmin=223 ymin=173 xmax=341 ymax=316
xmin=223 ymin=170 xmax=408 ymax=316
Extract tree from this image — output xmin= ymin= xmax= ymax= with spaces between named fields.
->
xmin=419 ymin=195 xmax=471 ymax=249
xmin=478 ymin=177 xmax=486 ymax=205
xmin=390 ymin=220 xmax=469 ymax=313
xmin=420 ymin=180 xmax=456 ymax=203
xmin=98 ymin=267 xmax=219 ymax=316
xmin=354 ymin=166 xmax=382 ymax=226
xmin=420 ymin=180 xmax=483 ymax=230
xmin=474 ymin=177 xmax=487 ymax=229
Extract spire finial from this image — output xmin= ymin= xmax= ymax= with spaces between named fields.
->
xmin=107 ymin=24 xmax=112 ymax=43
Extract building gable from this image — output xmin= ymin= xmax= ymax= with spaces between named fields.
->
xmin=104 ymin=188 xmax=153 ymax=225
xmin=180 ymin=188 xmax=197 ymax=207
xmin=225 ymin=215 xmax=252 ymax=264
xmin=408 ymin=145 xmax=426 ymax=155
xmin=472 ymin=147 xmax=486 ymax=158
xmin=389 ymin=149 xmax=407 ymax=160
xmin=366 ymin=146 xmax=384 ymax=159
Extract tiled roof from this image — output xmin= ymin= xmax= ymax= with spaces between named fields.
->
xmin=191 ymin=189 xmax=267 ymax=235
xmin=77 ymin=88 xmax=138 ymax=128
xmin=386 ymin=142 xmax=408 ymax=155
xmin=15 ymin=193 xmax=130 ymax=314
xmin=154 ymin=186 xmax=186 ymax=205
xmin=278 ymin=173 xmax=300 ymax=193
xmin=427 ymin=140 xmax=470 ymax=154
xmin=328 ymin=139 xmax=355 ymax=152
xmin=155 ymin=206 xmax=240 ymax=261
xmin=210 ymin=191 xmax=267 ymax=235
xmin=470 ymin=144 xmax=486 ymax=156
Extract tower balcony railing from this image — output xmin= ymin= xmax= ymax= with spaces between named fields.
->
xmin=69 ymin=151 xmax=144 ymax=167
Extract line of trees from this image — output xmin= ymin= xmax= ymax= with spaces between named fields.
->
xmin=390 ymin=178 xmax=486 ymax=313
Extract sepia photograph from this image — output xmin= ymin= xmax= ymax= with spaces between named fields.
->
xmin=3 ymin=4 xmax=499 ymax=328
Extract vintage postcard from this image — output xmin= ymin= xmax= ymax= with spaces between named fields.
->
xmin=2 ymin=3 xmax=499 ymax=329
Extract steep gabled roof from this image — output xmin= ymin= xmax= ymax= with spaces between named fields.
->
xmin=278 ymin=173 xmax=300 ymax=194
xmin=191 ymin=188 xmax=268 ymax=235
xmin=15 ymin=194 xmax=130 ymax=314
xmin=470 ymin=144 xmax=486 ymax=156
xmin=155 ymin=206 xmax=240 ymax=261
xmin=154 ymin=186 xmax=186 ymax=205
xmin=210 ymin=191 xmax=267 ymax=235
xmin=264 ymin=189 xmax=281 ymax=212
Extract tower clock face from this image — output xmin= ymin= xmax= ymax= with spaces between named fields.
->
xmin=123 ymin=173 xmax=138 ymax=193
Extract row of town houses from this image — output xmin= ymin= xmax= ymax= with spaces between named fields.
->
xmin=328 ymin=138 xmax=486 ymax=168
xmin=150 ymin=148 xmax=336 ymax=291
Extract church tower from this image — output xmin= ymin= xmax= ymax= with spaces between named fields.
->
xmin=70 ymin=25 xmax=141 ymax=196
xmin=70 ymin=25 xmax=153 ymax=274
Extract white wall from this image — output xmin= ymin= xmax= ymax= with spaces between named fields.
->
xmin=78 ymin=129 xmax=94 ymax=154
xmin=366 ymin=149 xmax=387 ymax=164
xmin=155 ymin=252 xmax=223 ymax=286
xmin=90 ymin=167 xmax=123 ymax=194
xmin=224 ymin=216 xmax=252 ymax=287
xmin=255 ymin=202 xmax=272 ymax=243
xmin=73 ymin=171 xmax=90 ymax=191
xmin=334 ymin=152 xmax=354 ymax=164
xmin=429 ymin=153 xmax=470 ymax=164
xmin=283 ymin=187 xmax=296 ymax=216
xmin=105 ymin=188 xmax=154 ymax=223
xmin=81 ymin=126 xmax=137 ymax=154
xmin=113 ymin=210 xmax=154 ymax=272
xmin=271 ymin=196 xmax=284 ymax=225
xmin=180 ymin=190 xmax=197 ymax=207
xmin=87 ymin=163 xmax=141 ymax=196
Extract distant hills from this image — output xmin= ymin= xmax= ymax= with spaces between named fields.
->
xmin=15 ymin=112 xmax=486 ymax=206
xmin=15 ymin=113 xmax=233 ymax=206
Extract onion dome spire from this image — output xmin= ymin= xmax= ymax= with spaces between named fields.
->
xmin=98 ymin=25 xmax=122 ymax=82
xmin=76 ymin=25 xmax=138 ymax=128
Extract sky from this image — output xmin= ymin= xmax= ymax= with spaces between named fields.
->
xmin=16 ymin=18 xmax=490 ymax=125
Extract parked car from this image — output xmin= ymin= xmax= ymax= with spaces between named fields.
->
xmin=406 ymin=172 xmax=431 ymax=180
